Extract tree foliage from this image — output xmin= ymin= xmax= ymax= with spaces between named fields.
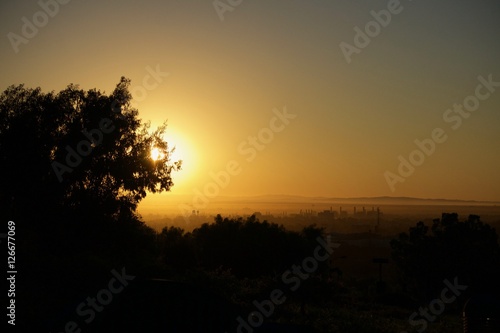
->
xmin=159 ymin=215 xmax=328 ymax=278
xmin=391 ymin=213 xmax=500 ymax=299
xmin=0 ymin=78 xmax=180 ymax=222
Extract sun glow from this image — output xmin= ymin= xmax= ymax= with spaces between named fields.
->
xmin=148 ymin=126 xmax=198 ymax=189
xmin=150 ymin=147 xmax=164 ymax=161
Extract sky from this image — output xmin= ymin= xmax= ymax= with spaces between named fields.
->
xmin=1 ymin=0 xmax=500 ymax=215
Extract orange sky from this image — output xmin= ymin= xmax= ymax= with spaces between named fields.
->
xmin=1 ymin=0 xmax=499 ymax=214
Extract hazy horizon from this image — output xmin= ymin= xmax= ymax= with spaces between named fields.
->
xmin=138 ymin=193 xmax=500 ymax=222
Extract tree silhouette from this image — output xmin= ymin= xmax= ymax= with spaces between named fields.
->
xmin=159 ymin=226 xmax=196 ymax=269
xmin=391 ymin=213 xmax=500 ymax=299
xmin=184 ymin=215 xmax=327 ymax=278
xmin=0 ymin=78 xmax=181 ymax=330
xmin=0 ymin=77 xmax=181 ymax=223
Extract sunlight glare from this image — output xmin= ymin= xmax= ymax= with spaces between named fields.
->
xmin=150 ymin=147 xmax=163 ymax=161
xmin=151 ymin=126 xmax=199 ymax=188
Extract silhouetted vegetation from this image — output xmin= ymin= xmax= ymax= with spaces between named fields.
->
xmin=0 ymin=78 xmax=180 ymax=225
xmin=391 ymin=213 xmax=500 ymax=300
xmin=0 ymin=80 xmax=181 ymax=330
xmin=158 ymin=214 xmax=327 ymax=278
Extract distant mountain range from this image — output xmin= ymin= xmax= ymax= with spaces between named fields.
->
xmin=200 ymin=195 xmax=500 ymax=206
xmin=140 ymin=194 xmax=500 ymax=218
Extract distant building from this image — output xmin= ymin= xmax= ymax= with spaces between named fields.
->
xmin=318 ymin=209 xmax=337 ymax=220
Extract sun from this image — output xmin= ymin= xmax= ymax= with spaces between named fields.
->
xmin=148 ymin=128 xmax=197 ymax=186
xmin=150 ymin=147 xmax=163 ymax=161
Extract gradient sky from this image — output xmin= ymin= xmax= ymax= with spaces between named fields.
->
xmin=1 ymin=0 xmax=500 ymax=212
